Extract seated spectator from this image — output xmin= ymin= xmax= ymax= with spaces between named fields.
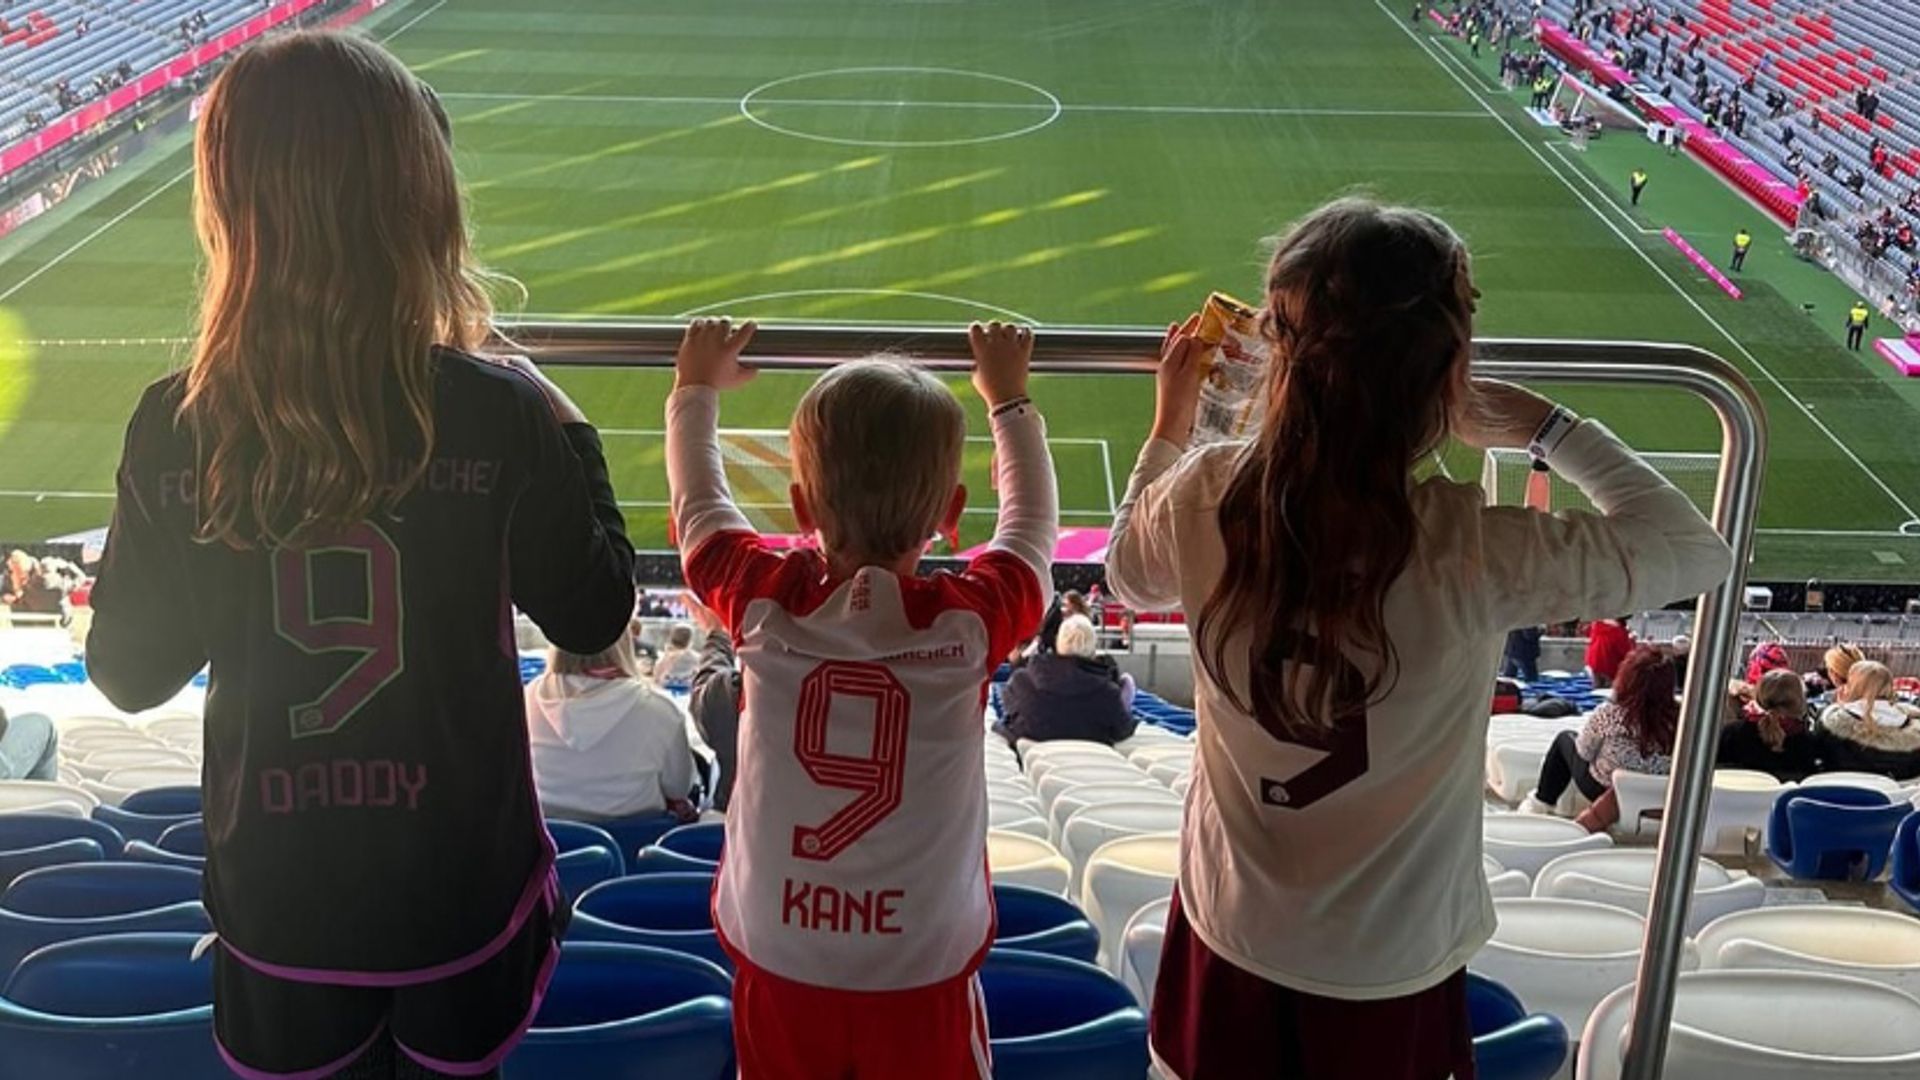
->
xmin=685 ymin=596 xmax=740 ymax=812
xmin=1027 ymin=589 xmax=1092 ymax=660
xmin=1807 ymin=641 xmax=1865 ymax=701
xmin=650 ymin=623 xmax=699 ymax=689
xmin=1584 ymin=616 xmax=1634 ymax=688
xmin=1719 ymin=668 xmax=1820 ymax=781
xmin=1817 ymin=660 xmax=1920 ymax=780
xmin=1 ymin=549 xmax=70 ymax=617
xmin=524 ymin=637 xmax=699 ymax=822
xmin=997 ymin=615 xmax=1137 ymax=747
xmin=0 ymin=706 xmax=59 ymax=782
xmin=1523 ymin=646 xmax=1678 ymax=831
xmin=1744 ymin=640 xmax=1790 ymax=684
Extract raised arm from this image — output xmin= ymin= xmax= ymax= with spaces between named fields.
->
xmin=1105 ymin=323 xmax=1205 ymax=612
xmin=666 ymin=319 xmax=760 ymax=558
xmin=971 ymin=322 xmax=1059 ymax=590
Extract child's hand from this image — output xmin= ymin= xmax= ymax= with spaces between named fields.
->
xmin=674 ymin=317 xmax=758 ymax=392
xmin=1150 ymin=320 xmax=1206 ymax=446
xmin=968 ymin=321 xmax=1033 ymax=408
xmin=1455 ymin=378 xmax=1558 ymax=451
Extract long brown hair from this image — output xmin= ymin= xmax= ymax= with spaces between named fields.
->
xmin=1612 ymin=646 xmax=1680 ymax=757
xmin=182 ymin=31 xmax=499 ymax=549
xmin=1751 ymin=668 xmax=1807 ymax=752
xmin=1196 ymin=198 xmax=1473 ymax=737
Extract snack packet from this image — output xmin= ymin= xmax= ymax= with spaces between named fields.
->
xmin=1188 ymin=292 xmax=1273 ymax=446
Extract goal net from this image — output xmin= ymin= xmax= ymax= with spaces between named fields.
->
xmin=1481 ymin=448 xmax=1720 ymax=514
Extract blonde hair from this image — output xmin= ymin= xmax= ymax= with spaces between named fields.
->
xmin=1752 ymin=668 xmax=1807 ymax=752
xmin=1842 ymin=660 xmax=1896 ymax=711
xmin=547 ymin=633 xmax=639 ymax=681
xmin=1825 ymin=643 xmax=1865 ymax=688
xmin=1056 ymin=614 xmax=1099 ymax=658
xmin=183 ymin=31 xmax=501 ymax=549
xmin=790 ymin=358 xmax=965 ymax=565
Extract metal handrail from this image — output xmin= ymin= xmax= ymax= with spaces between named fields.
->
xmin=512 ymin=321 xmax=1768 ymax=1080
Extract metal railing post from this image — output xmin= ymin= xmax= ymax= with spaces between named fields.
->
xmin=511 ymin=322 xmax=1768 ymax=1080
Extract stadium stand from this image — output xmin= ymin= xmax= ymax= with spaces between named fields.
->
xmin=0 ymin=1 xmax=263 ymax=146
xmin=1538 ymin=0 xmax=1920 ymax=307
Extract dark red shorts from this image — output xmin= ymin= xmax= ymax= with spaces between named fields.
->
xmin=1149 ymin=889 xmax=1476 ymax=1080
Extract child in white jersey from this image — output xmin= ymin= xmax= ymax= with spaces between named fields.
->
xmin=667 ymin=318 xmax=1058 ymax=1079
xmin=1106 ymin=198 xmax=1732 ymax=1079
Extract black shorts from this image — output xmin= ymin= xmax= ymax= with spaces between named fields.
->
xmin=213 ymin=894 xmax=562 ymax=1079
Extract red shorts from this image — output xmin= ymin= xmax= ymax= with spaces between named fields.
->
xmin=733 ymin=960 xmax=992 ymax=1080
xmin=1150 ymin=890 xmax=1476 ymax=1080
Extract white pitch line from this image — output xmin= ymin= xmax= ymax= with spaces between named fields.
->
xmin=435 ymin=90 xmax=1490 ymax=121
xmin=1097 ymin=438 xmax=1117 ymax=515
xmin=0 ymin=0 xmax=449 ymax=307
xmin=1374 ymin=0 xmax=1920 ymax=525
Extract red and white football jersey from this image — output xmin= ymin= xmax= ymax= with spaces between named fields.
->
xmin=667 ymin=386 xmax=1057 ymax=991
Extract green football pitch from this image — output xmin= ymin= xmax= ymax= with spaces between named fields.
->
xmin=4 ymin=0 xmax=1920 ymax=579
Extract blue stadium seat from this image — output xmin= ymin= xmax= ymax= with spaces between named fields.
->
xmin=571 ymin=874 xmax=728 ymax=970
xmin=502 ymin=942 xmax=733 ymax=1080
xmin=596 ymin=813 xmax=685 ymax=858
xmin=992 ymin=884 xmax=1100 ymax=964
xmin=120 ymin=842 xmax=204 ymax=870
xmin=556 ymin=846 xmax=622 ymax=903
xmin=978 ymin=949 xmax=1147 ymax=1080
xmin=0 ymin=815 xmax=125 ymax=860
xmin=1466 ymin=972 xmax=1570 ymax=1080
xmin=0 ymin=839 xmax=104 ymax=891
xmin=118 ymin=787 xmax=201 ymax=818
xmin=2 ymin=863 xmax=202 ymax=919
xmin=91 ymin=805 xmax=196 ymax=847
xmin=154 ymin=820 xmax=204 ymax=858
xmin=656 ymin=822 xmax=725 ymax=863
xmin=1767 ymin=786 xmax=1909 ymax=881
xmin=0 ymin=665 xmax=62 ymax=690
xmin=0 ymin=902 xmax=210 ymax=977
xmin=49 ymin=662 xmax=87 ymax=685
xmin=548 ymin=820 xmax=627 ymax=876
xmin=1891 ymin=811 xmax=1920 ymax=914
xmin=0 ymin=932 xmax=223 ymax=1079
xmin=631 ymin=848 xmax=724 ymax=876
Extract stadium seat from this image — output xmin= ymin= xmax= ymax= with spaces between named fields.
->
xmin=154 ymin=819 xmax=203 ymax=858
xmin=1035 ymin=766 xmax=1154 ymax=815
xmin=1608 ymin=770 xmax=1669 ymax=839
xmin=1695 ymin=904 xmax=1920 ymax=997
xmin=656 ymin=822 xmax=725 ymax=863
xmin=1485 ymin=857 xmax=1532 ymax=901
xmin=992 ymin=884 xmax=1099 ymax=964
xmin=1465 ymin=972 xmax=1570 ymax=1080
xmin=556 ymin=845 xmax=623 ymax=902
xmin=120 ymin=842 xmax=203 ymax=870
xmin=987 ymin=830 xmax=1072 ymax=896
xmin=1059 ymin=800 xmax=1184 ymax=894
xmin=71 ymin=747 xmax=195 ymax=783
xmin=89 ymin=805 xmax=194 ymax=847
xmin=2 ymin=862 xmax=199 ymax=919
xmin=1483 ymin=814 xmax=1613 ymax=879
xmin=1531 ymin=849 xmax=1765 ymax=936
xmin=0 ymin=932 xmax=222 ymax=1080
xmin=1767 ymin=786 xmax=1909 ymax=881
xmin=1801 ymin=771 xmax=1907 ymax=795
xmin=0 ymin=838 xmax=103 ymax=890
xmin=1048 ymin=783 xmax=1180 ymax=846
xmin=1471 ymin=898 xmax=1664 ymax=1046
xmin=1487 ymin=736 xmax=1559 ymax=803
xmin=117 ymin=786 xmax=200 ymax=818
xmin=571 ymin=874 xmax=729 ymax=970
xmin=502 ymin=942 xmax=733 ymax=1080
xmin=1895 ymin=812 xmax=1920 ymax=913
xmin=1144 ymin=760 xmax=1189 ymax=788
xmin=989 ymin=806 xmax=1051 ymax=840
xmin=1702 ymin=770 xmax=1794 ymax=855
xmin=1125 ymin=744 xmax=1193 ymax=771
xmin=596 ymin=812 xmax=685 ymax=858
xmin=547 ymin=820 xmax=627 ymax=876
xmin=1577 ymin=970 xmax=1920 ymax=1080
xmin=0 ymin=901 xmax=210 ymax=978
xmin=0 ymin=781 xmax=95 ymax=818
xmin=1080 ymin=833 xmax=1178 ymax=973
xmin=978 ymin=949 xmax=1147 ymax=1080
xmin=1119 ymin=896 xmax=1168 ymax=1006
xmin=629 ymin=847 xmax=723 ymax=876
xmin=0 ymin=814 xmax=123 ymax=860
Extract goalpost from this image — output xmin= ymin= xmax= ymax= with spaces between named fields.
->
xmin=1480 ymin=448 xmax=1720 ymax=514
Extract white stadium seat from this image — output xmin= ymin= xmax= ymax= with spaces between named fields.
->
xmin=1126 ymin=744 xmax=1194 ymax=771
xmin=72 ymin=746 xmax=197 ymax=781
xmin=1533 ymin=849 xmax=1764 ymax=936
xmin=1120 ymin=896 xmax=1171 ymax=1006
xmin=1049 ymin=783 xmax=1180 ymax=846
xmin=1035 ymin=764 xmax=1153 ymax=813
xmin=0 ymin=780 xmax=98 ymax=817
xmin=1579 ymin=970 xmax=1920 ymax=1080
xmin=1473 ymin=897 xmax=1670 ymax=1049
xmin=986 ymin=830 xmax=1071 ymax=896
xmin=1695 ymin=905 xmax=1920 ymax=999
xmin=1061 ymin=800 xmax=1185 ymax=893
xmin=1487 ymin=735 xmax=1559 ymax=803
xmin=1081 ymin=832 xmax=1178 ymax=973
xmin=1483 ymin=814 xmax=1613 ymax=879
xmin=1145 ymin=760 xmax=1190 ymax=788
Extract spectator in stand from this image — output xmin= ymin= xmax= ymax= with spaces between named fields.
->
xmin=650 ymin=623 xmax=698 ymax=689
xmin=0 ymin=705 xmax=59 ymax=782
xmin=524 ymin=636 xmax=699 ymax=823
xmin=1522 ymin=646 xmax=1679 ymax=830
xmin=1818 ymin=661 xmax=1920 ymax=780
xmin=83 ymin=32 xmax=635 ymax=1079
xmin=1820 ymin=150 xmax=1841 ymax=176
xmin=1809 ymin=642 xmax=1867 ymax=702
xmin=997 ymin=615 xmax=1137 ymax=747
xmin=1585 ymin=615 xmax=1634 ymax=688
xmin=1 ymin=550 xmax=71 ymax=617
xmin=1502 ymin=624 xmax=1544 ymax=682
xmin=685 ymin=594 xmax=740 ymax=812
xmin=1103 ymin=198 xmax=1729 ymax=1076
xmin=1719 ymin=668 xmax=1820 ymax=781
xmin=1028 ymin=589 xmax=1092 ymax=660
